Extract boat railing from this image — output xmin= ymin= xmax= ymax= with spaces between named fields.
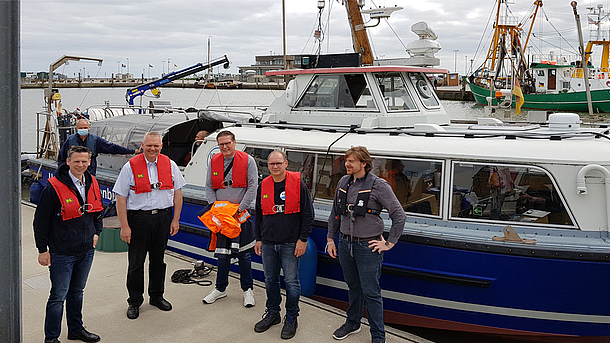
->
xmin=84 ymin=104 xmax=190 ymax=121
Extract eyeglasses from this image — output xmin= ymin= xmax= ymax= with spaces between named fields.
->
xmin=267 ymin=162 xmax=286 ymax=167
xmin=218 ymin=142 xmax=234 ymax=147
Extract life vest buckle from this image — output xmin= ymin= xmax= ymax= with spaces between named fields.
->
xmin=221 ymin=180 xmax=233 ymax=187
xmin=78 ymin=203 xmax=94 ymax=215
xmin=272 ymin=204 xmax=285 ymax=214
xmin=151 ymin=182 xmax=162 ymax=189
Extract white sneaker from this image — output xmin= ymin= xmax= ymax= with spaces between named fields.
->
xmin=243 ymin=288 xmax=255 ymax=307
xmin=203 ymin=288 xmax=227 ymax=304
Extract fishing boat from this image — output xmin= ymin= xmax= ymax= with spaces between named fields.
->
xmin=469 ymin=0 xmax=610 ymax=114
xmin=26 ymin=1 xmax=610 ymax=342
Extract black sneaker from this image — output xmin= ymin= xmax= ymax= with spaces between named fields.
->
xmin=332 ymin=323 xmax=361 ymax=340
xmin=254 ymin=310 xmax=281 ymax=333
xmin=280 ymin=314 xmax=298 ymax=339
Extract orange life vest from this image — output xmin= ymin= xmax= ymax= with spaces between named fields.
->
xmin=198 ymin=201 xmax=245 ymax=251
xmin=261 ymin=171 xmax=301 ymax=215
xmin=48 ymin=176 xmax=103 ymax=221
xmin=210 ymin=150 xmax=248 ymax=189
xmin=129 ymin=153 xmax=174 ymax=194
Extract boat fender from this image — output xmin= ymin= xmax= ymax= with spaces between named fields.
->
xmin=298 ymin=237 xmax=317 ymax=297
xmin=29 ymin=179 xmax=43 ymax=204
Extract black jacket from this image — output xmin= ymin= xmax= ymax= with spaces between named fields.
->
xmin=33 ymin=163 xmax=103 ymax=255
xmin=254 ymin=179 xmax=314 ymax=244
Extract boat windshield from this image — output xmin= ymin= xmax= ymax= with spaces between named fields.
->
xmin=295 ymin=74 xmax=376 ymax=110
xmin=373 ymin=72 xmax=417 ymax=111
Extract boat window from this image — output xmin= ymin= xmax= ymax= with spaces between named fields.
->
xmin=451 ymin=163 xmax=574 ymax=227
xmin=408 ymin=73 xmax=440 ymax=108
xmin=295 ymin=74 xmax=371 ymax=110
xmin=286 ymin=150 xmax=315 ymax=195
xmin=374 ymin=72 xmax=417 ymax=111
xmin=373 ymin=158 xmax=442 ymax=216
xmin=562 ymin=81 xmax=570 ymax=89
xmin=311 ymin=154 xmax=345 ymax=200
xmin=243 ymin=146 xmax=274 ymax=181
xmin=537 ymin=70 xmax=545 ymax=76
xmin=100 ymin=126 xmax=130 ymax=147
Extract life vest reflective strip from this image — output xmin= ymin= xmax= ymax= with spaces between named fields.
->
xmin=210 ymin=150 xmax=248 ymax=189
xmin=198 ymin=201 xmax=242 ymax=251
xmin=129 ymin=153 xmax=174 ymax=194
xmin=261 ymin=171 xmax=301 ymax=215
xmin=334 ymin=173 xmax=380 ymax=218
xmin=48 ymin=176 xmax=103 ymax=221
xmin=67 ymin=134 xmax=97 ymax=156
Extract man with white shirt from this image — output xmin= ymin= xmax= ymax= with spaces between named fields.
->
xmin=34 ymin=146 xmax=103 ymax=343
xmin=113 ymin=132 xmax=186 ymax=320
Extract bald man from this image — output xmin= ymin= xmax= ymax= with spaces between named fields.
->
xmin=58 ymin=119 xmax=140 ymax=176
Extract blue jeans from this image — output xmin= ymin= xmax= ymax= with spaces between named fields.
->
xmin=216 ymin=251 xmax=253 ymax=292
xmin=45 ymin=249 xmax=95 ymax=340
xmin=338 ymin=238 xmax=385 ymax=341
xmin=262 ymin=242 xmax=301 ymax=316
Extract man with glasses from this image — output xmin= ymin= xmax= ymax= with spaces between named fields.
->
xmin=253 ymin=150 xmax=314 ymax=339
xmin=203 ymin=130 xmax=258 ymax=307
xmin=326 ymin=146 xmax=406 ymax=343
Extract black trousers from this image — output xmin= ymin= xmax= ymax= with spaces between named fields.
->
xmin=126 ymin=208 xmax=172 ymax=306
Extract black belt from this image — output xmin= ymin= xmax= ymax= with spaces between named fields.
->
xmin=340 ymin=233 xmax=381 ymax=242
xmin=127 ymin=207 xmax=172 ymax=215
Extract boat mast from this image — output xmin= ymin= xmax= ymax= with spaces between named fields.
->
xmin=572 ymin=1 xmax=594 ymax=115
xmin=207 ymin=37 xmax=211 ymax=82
xmin=345 ymin=0 xmax=374 ymax=65
xmin=521 ymin=0 xmax=543 ymax=56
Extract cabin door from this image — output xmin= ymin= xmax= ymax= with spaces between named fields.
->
xmin=548 ymin=69 xmax=556 ymax=90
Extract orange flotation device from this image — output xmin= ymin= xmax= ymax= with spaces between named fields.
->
xmin=198 ymin=201 xmax=250 ymax=251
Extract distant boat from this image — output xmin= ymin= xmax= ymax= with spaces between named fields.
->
xmin=200 ymin=80 xmax=243 ymax=89
xmin=469 ymin=0 xmax=610 ymax=113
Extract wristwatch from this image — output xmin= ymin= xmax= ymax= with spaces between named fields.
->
xmin=300 ymin=238 xmax=308 ymax=243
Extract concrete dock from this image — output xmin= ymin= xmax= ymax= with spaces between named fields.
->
xmin=20 ymin=203 xmax=431 ymax=343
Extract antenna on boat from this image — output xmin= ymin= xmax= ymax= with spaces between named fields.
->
xmin=572 ymin=1 xmax=594 ymax=115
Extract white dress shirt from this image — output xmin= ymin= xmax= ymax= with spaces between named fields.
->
xmin=68 ymin=170 xmax=86 ymax=201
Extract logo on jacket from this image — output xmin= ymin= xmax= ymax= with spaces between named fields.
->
xmin=262 ymin=194 xmax=269 ymax=199
xmin=357 ymin=199 xmax=364 ymax=207
xmin=212 ymin=171 xmax=219 ymax=176
xmin=66 ymin=198 xmax=73 ymax=204
xmin=280 ymin=191 xmax=285 ymax=201
xmin=136 ymin=173 xmax=144 ymax=178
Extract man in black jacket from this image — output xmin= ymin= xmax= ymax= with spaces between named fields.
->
xmin=253 ymin=150 xmax=314 ymax=340
xmin=34 ymin=146 xmax=103 ymax=343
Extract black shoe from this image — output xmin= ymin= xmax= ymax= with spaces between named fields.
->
xmin=127 ymin=305 xmax=139 ymax=319
xmin=44 ymin=339 xmax=60 ymax=343
xmin=67 ymin=329 xmax=100 ymax=342
xmin=150 ymin=298 xmax=172 ymax=311
xmin=281 ymin=314 xmax=298 ymax=340
xmin=332 ymin=323 xmax=361 ymax=340
xmin=254 ymin=310 xmax=281 ymax=333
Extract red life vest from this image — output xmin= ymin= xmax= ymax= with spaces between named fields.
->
xmin=48 ymin=176 xmax=103 ymax=221
xmin=261 ymin=171 xmax=301 ymax=215
xmin=129 ymin=153 xmax=174 ymax=194
xmin=211 ymin=150 xmax=248 ymax=189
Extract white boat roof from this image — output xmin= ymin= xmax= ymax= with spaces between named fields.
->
xmin=265 ymin=65 xmax=448 ymax=76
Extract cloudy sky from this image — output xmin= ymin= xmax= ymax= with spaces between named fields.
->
xmin=19 ymin=0 xmax=608 ymax=78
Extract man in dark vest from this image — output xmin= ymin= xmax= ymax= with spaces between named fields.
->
xmin=58 ymin=119 xmax=139 ymax=176
xmin=34 ymin=146 xmax=103 ymax=343
xmin=113 ymin=131 xmax=186 ymax=320
xmin=203 ymin=130 xmax=258 ymax=307
xmin=253 ymin=150 xmax=314 ymax=339
xmin=326 ymin=146 xmax=406 ymax=343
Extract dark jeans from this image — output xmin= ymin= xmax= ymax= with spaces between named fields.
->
xmin=126 ymin=208 xmax=172 ymax=306
xmin=338 ymin=238 xmax=385 ymax=341
xmin=216 ymin=251 xmax=253 ymax=292
xmin=45 ymin=249 xmax=95 ymax=340
xmin=262 ymin=242 xmax=301 ymax=316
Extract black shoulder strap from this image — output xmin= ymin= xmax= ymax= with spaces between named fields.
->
xmin=223 ymin=158 xmax=234 ymax=178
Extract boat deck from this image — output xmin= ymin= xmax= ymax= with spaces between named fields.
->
xmin=20 ymin=203 xmax=430 ymax=343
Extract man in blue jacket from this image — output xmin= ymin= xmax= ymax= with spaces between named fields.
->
xmin=58 ymin=119 xmax=139 ymax=176
xmin=34 ymin=146 xmax=103 ymax=343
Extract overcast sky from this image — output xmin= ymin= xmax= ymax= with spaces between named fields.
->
xmin=19 ymin=0 xmax=609 ymax=77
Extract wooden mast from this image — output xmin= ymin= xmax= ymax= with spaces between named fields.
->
xmin=345 ymin=0 xmax=374 ymax=65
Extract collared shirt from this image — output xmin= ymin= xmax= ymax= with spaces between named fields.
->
xmin=68 ymin=170 xmax=86 ymax=201
xmin=327 ymin=174 xmax=406 ymax=244
xmin=113 ymin=155 xmax=187 ymax=210
xmin=205 ymin=154 xmax=258 ymax=211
